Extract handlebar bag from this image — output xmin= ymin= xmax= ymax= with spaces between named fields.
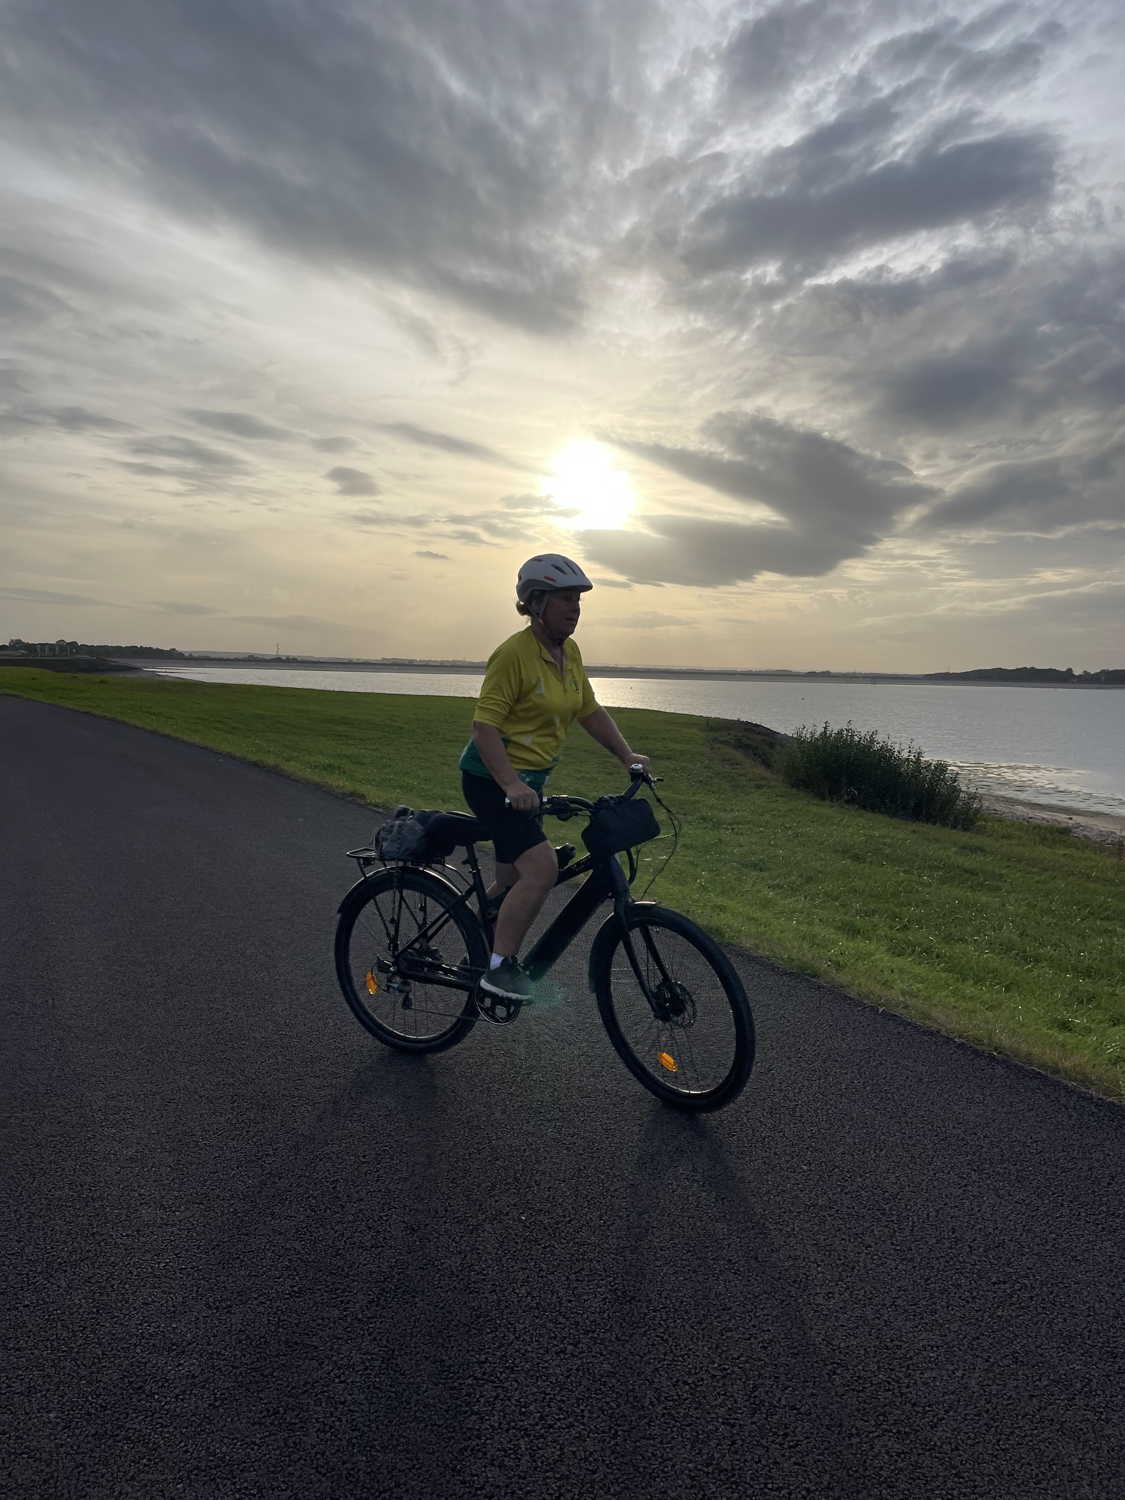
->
xmin=582 ymin=795 xmax=660 ymax=857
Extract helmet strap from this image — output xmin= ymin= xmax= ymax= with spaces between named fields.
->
xmin=530 ymin=599 xmax=567 ymax=650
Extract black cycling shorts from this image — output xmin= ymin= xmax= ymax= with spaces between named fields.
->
xmin=461 ymin=771 xmax=547 ymax=865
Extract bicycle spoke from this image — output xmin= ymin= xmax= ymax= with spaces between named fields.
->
xmin=606 ymin=923 xmax=741 ymax=1098
xmin=343 ymin=875 xmax=477 ymax=1043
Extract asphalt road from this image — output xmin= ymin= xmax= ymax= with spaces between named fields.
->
xmin=3 ymin=697 xmax=1123 ymax=1499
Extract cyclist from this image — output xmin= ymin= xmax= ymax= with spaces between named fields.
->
xmin=461 ymin=553 xmax=651 ymax=1001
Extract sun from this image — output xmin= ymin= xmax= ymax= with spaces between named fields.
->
xmin=543 ymin=439 xmax=635 ymax=530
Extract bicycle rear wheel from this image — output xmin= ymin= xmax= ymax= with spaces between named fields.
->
xmin=335 ymin=866 xmax=486 ymax=1053
xmin=592 ymin=905 xmax=755 ymax=1111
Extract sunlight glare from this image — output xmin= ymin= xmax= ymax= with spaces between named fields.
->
xmin=543 ymin=439 xmax=635 ymax=530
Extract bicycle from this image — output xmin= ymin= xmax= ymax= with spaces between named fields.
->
xmin=334 ymin=768 xmax=755 ymax=1111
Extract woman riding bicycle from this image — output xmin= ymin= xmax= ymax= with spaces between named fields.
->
xmin=460 ymin=553 xmax=651 ymax=1002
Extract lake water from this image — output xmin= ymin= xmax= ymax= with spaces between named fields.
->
xmin=148 ymin=665 xmax=1125 ymax=817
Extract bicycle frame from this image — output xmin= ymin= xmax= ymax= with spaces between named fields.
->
xmin=363 ymin=840 xmax=638 ymax=993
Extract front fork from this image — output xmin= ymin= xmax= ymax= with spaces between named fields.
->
xmin=586 ymin=863 xmax=674 ymax=1014
xmin=614 ymin=908 xmax=674 ymax=1011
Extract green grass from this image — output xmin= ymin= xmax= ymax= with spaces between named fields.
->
xmin=5 ymin=667 xmax=1124 ymax=1102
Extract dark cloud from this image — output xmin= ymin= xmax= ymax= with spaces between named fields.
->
xmin=724 ymin=4 xmax=1063 ymax=136
xmin=866 ymin=16 xmax=1062 ymax=99
xmin=593 ymin=413 xmax=936 ymax=585
xmin=52 ymin=406 xmax=131 ymax=432
xmin=682 ymin=129 xmax=1056 ymax=275
xmin=183 ymin=410 xmax=292 ymax=441
xmin=340 ymin=510 xmax=500 ymax=547
xmin=794 ymin=248 xmax=1021 ymax=331
xmin=415 ymin=549 xmax=450 ymax=560
xmin=725 ymin=2 xmax=855 ymax=103
xmin=346 ymin=511 xmax=430 ymax=529
xmin=0 ymin=404 xmax=130 ymax=437
xmin=854 ymin=248 xmax=1125 ymax=438
xmin=325 ymin=466 xmax=379 ymax=497
xmin=443 ymin=511 xmax=523 ymax=538
xmin=378 ymin=422 xmax=528 ymax=471
xmin=581 ymin=514 xmax=862 ymax=587
xmin=0 ymin=0 xmax=661 ymax=334
xmin=614 ymin=413 xmax=933 ymax=521
xmin=879 ymin=345 xmax=1022 ymax=429
xmin=129 ymin=435 xmax=249 ymax=472
xmin=310 ymin=436 xmax=354 ymax=453
xmin=1084 ymin=361 xmax=1125 ymax=403
xmin=112 ymin=434 xmax=252 ymax=491
xmin=441 ymin=527 xmax=497 ymax=547
xmin=920 ymin=439 xmax=1125 ymax=532
xmin=644 ymin=5 xmax=1066 ymax=327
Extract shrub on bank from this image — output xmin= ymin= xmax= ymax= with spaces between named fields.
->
xmin=777 ymin=721 xmax=982 ymax=829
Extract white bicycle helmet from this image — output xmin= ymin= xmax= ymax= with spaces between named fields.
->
xmin=516 ymin=554 xmax=594 ymax=605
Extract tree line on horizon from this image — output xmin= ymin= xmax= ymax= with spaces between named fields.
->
xmin=6 ymin=638 xmax=187 ymax=658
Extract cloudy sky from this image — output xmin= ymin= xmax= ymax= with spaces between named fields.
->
xmin=2 ymin=0 xmax=1123 ymax=670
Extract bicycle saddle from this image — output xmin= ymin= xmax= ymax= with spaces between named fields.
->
xmin=419 ymin=810 xmax=490 ymax=854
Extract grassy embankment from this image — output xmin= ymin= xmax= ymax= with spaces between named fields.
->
xmin=4 ymin=667 xmax=1123 ymax=1102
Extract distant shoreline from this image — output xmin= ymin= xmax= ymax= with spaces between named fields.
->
xmin=137 ymin=658 xmax=1125 ymax=689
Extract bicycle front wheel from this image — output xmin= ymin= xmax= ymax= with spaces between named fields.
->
xmin=592 ymin=905 xmax=755 ymax=1111
xmin=335 ymin=866 xmax=486 ymax=1053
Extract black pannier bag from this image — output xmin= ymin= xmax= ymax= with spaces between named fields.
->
xmin=581 ymin=794 xmax=660 ymax=858
xmin=374 ymin=806 xmax=437 ymax=863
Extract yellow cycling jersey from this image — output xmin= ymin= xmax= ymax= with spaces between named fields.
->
xmin=459 ymin=626 xmax=599 ymax=777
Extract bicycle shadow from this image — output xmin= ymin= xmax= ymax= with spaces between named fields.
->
xmin=600 ymin=1106 xmax=865 ymax=1494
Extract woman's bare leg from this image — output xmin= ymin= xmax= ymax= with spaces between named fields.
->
xmin=486 ymin=861 xmax=516 ymax=904
xmin=492 ymin=843 xmax=558 ymax=958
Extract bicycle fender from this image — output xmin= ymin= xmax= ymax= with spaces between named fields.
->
xmin=587 ymin=902 xmax=659 ymax=991
xmin=336 ymin=865 xmax=464 ymax=914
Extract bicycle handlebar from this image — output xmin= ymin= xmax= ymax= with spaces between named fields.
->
xmin=540 ymin=765 xmax=659 ymax=819
xmin=505 ymin=764 xmax=659 ymax=816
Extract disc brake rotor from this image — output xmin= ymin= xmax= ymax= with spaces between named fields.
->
xmin=652 ymin=979 xmax=695 ymax=1027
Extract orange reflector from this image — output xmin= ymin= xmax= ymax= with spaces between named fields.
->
xmin=658 ymin=1051 xmax=678 ymax=1073
xmin=365 ymin=970 xmax=379 ymax=996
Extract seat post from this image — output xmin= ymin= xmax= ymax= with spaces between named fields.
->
xmin=460 ymin=842 xmax=492 ymax=920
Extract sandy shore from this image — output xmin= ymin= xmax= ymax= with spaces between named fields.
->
xmin=981 ymin=794 xmax=1125 ymax=848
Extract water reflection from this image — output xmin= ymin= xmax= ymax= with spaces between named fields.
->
xmin=148 ymin=666 xmax=1125 ymax=817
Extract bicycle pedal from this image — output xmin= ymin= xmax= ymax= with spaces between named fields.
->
xmin=475 ymin=989 xmax=524 ymax=1025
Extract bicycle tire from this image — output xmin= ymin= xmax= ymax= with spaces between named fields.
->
xmin=591 ymin=905 xmax=755 ymax=1111
xmin=335 ymin=866 xmax=486 ymax=1053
